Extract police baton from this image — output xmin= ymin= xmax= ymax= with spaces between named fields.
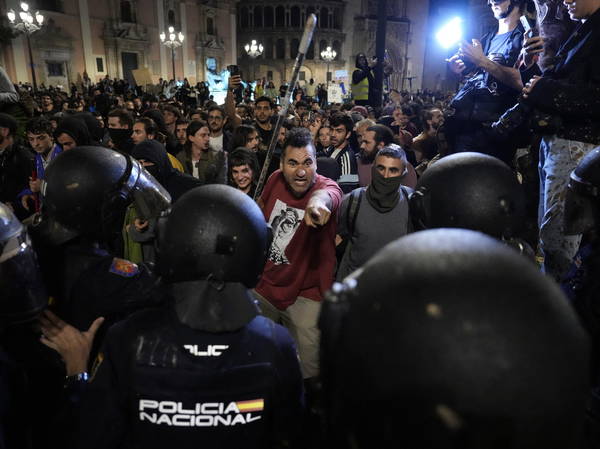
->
xmin=253 ymin=14 xmax=317 ymax=201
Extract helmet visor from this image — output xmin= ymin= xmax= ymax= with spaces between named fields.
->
xmin=126 ymin=159 xmax=172 ymax=220
xmin=564 ymin=188 xmax=596 ymax=236
xmin=0 ymin=231 xmax=47 ymax=325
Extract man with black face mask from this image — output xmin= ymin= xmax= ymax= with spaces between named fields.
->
xmin=107 ymin=108 xmax=135 ymax=155
xmin=336 ymin=145 xmax=412 ymax=280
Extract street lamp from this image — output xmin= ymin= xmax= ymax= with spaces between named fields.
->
xmin=159 ymin=26 xmax=184 ymax=80
xmin=320 ymin=46 xmax=336 ymax=89
xmin=244 ymin=39 xmax=263 ymax=82
xmin=7 ymin=2 xmax=44 ymax=92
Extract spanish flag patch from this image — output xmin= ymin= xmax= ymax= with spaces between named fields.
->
xmin=109 ymin=257 xmax=139 ymax=277
xmin=235 ymin=399 xmax=264 ymax=413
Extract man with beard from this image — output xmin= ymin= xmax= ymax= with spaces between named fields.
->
xmin=326 ymin=113 xmax=359 ymax=193
xmin=357 ymin=124 xmax=395 ymax=187
xmin=411 ymin=108 xmax=446 ymax=164
xmin=253 ymin=96 xmax=275 ymax=153
xmin=254 ymin=127 xmax=342 ymax=381
xmin=336 ymin=145 xmax=412 ymax=281
xmin=351 ymin=53 xmax=378 ymax=107
xmin=446 ymin=0 xmax=526 ymax=164
xmin=207 ymin=105 xmax=231 ymax=152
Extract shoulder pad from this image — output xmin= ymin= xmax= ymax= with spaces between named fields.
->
xmin=109 ymin=257 xmax=140 ymax=277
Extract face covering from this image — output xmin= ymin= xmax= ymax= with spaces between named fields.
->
xmin=366 ymin=165 xmax=403 ymax=213
xmin=108 ymin=128 xmax=135 ymax=155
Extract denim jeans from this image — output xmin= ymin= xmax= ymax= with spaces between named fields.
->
xmin=538 ymin=136 xmax=596 ymax=281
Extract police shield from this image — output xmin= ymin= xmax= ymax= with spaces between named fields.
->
xmin=126 ymin=158 xmax=172 ymax=221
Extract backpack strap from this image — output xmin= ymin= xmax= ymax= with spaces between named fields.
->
xmin=346 ymin=188 xmax=364 ymax=237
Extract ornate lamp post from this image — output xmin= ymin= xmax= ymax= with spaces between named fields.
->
xmin=7 ymin=2 xmax=44 ymax=92
xmin=159 ymin=26 xmax=184 ymax=80
xmin=320 ymin=46 xmax=336 ymax=89
xmin=244 ymin=39 xmax=263 ymax=82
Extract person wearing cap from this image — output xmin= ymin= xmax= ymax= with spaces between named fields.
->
xmin=0 ymin=113 xmax=33 ymax=219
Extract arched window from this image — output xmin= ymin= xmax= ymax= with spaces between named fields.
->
xmin=121 ymin=1 xmax=134 ymax=22
xmin=206 ymin=17 xmax=214 ymax=35
xmin=306 ymin=41 xmax=314 ymax=60
xmin=290 ymin=38 xmax=299 ymax=59
xmin=276 ymin=39 xmax=285 ymax=59
xmin=240 ymin=6 xmax=249 ymax=29
xmin=254 ymin=6 xmax=263 ymax=28
xmin=167 ymin=9 xmax=175 ymax=27
xmin=275 ymin=6 xmax=285 ymax=27
xmin=332 ymin=40 xmax=341 ymax=59
xmin=319 ymin=40 xmax=327 ymax=59
xmin=290 ymin=6 xmax=300 ymax=27
xmin=264 ymin=6 xmax=273 ymax=27
xmin=320 ymin=7 xmax=328 ymax=28
xmin=333 ymin=9 xmax=341 ymax=29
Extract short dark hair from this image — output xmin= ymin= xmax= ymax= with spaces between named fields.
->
xmin=282 ymin=127 xmax=315 ymax=160
xmin=366 ymin=124 xmax=395 ymax=146
xmin=295 ymin=101 xmax=308 ymax=110
xmin=108 ymin=108 xmax=134 ymax=128
xmin=231 ymin=124 xmax=258 ymax=150
xmin=135 ymin=117 xmax=158 ymax=136
xmin=162 ymin=104 xmax=181 ymax=119
xmin=186 ymin=120 xmax=208 ymax=138
xmin=26 ymin=117 xmax=53 ymax=136
xmin=255 ymin=96 xmax=274 ymax=109
xmin=175 ymin=118 xmax=190 ymax=127
xmin=377 ymin=144 xmax=408 ymax=164
xmin=189 ymin=109 xmax=207 ymax=120
xmin=329 ymin=113 xmax=354 ymax=134
xmin=207 ymin=105 xmax=225 ymax=118
xmin=229 ymin=147 xmax=260 ymax=175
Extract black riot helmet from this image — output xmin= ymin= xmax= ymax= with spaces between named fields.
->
xmin=320 ymin=229 xmax=588 ymax=449
xmin=564 ymin=147 xmax=600 ymax=235
xmin=410 ymin=152 xmax=525 ymax=239
xmin=157 ymin=185 xmax=272 ymax=332
xmin=39 ymin=146 xmax=171 ymax=245
xmin=0 ymin=203 xmax=47 ymax=327
xmin=157 ymin=184 xmax=271 ymax=286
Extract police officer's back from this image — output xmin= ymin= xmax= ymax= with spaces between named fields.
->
xmin=79 ymin=185 xmax=304 ymax=449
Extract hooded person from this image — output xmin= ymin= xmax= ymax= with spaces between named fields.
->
xmin=53 ymin=117 xmax=91 ymax=151
xmin=132 ymin=139 xmax=203 ymax=203
xmin=142 ymin=109 xmax=179 ymax=156
xmin=336 ymin=144 xmax=412 ymax=280
xmin=351 ymin=53 xmax=377 ymax=107
xmin=74 ymin=112 xmax=105 ymax=145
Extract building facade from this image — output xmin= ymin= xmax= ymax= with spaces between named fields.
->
xmin=235 ymin=0 xmax=430 ymax=92
xmin=0 ymin=0 xmax=237 ymax=87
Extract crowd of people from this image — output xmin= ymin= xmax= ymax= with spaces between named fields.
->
xmin=1 ymin=0 xmax=600 ymax=446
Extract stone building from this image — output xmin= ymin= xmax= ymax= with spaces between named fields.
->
xmin=235 ymin=0 xmax=430 ymax=91
xmin=0 ymin=0 xmax=237 ymax=87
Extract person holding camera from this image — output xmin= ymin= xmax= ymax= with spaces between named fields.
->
xmin=445 ymin=0 xmax=527 ymax=165
xmin=520 ymin=0 xmax=600 ymax=281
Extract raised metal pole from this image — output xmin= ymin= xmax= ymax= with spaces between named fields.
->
xmin=253 ymin=14 xmax=317 ymax=201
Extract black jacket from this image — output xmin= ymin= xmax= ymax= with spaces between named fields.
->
xmin=526 ymin=8 xmax=600 ymax=144
xmin=0 ymin=144 xmax=33 ymax=219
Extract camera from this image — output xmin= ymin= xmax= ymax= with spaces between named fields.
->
xmin=492 ymin=100 xmax=563 ymax=137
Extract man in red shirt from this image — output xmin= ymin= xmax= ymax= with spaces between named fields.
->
xmin=255 ymin=127 xmax=342 ymax=379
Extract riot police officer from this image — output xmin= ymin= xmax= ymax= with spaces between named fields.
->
xmin=0 ymin=202 xmax=48 ymax=448
xmin=79 ymin=185 xmax=304 ymax=449
xmin=410 ymin=152 xmax=534 ymax=256
xmin=562 ymin=147 xmax=600 ymax=447
xmin=30 ymin=146 xmax=171 ymax=333
xmin=321 ymin=228 xmax=589 ymax=448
